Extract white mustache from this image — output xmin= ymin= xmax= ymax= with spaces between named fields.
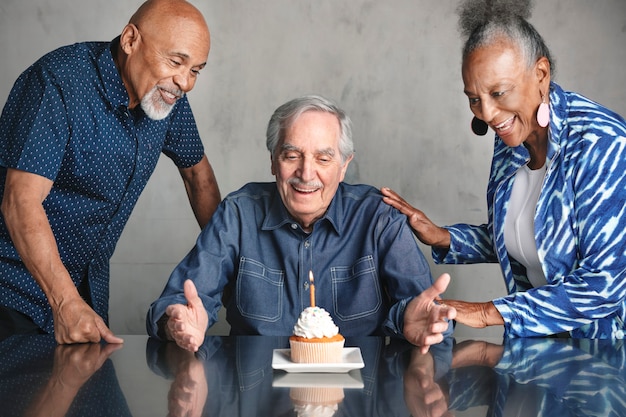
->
xmin=288 ymin=178 xmax=323 ymax=189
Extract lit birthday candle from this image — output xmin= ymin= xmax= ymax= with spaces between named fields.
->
xmin=309 ymin=270 xmax=315 ymax=307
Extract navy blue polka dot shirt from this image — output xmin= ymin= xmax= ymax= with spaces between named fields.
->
xmin=0 ymin=37 xmax=205 ymax=334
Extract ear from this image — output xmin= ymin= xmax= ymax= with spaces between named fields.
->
xmin=270 ymin=154 xmax=277 ymax=176
xmin=339 ymin=154 xmax=354 ymax=181
xmin=119 ymin=23 xmax=141 ymax=54
xmin=535 ymin=56 xmax=551 ymax=90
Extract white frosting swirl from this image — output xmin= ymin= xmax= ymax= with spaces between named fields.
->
xmin=293 ymin=306 xmax=339 ymax=338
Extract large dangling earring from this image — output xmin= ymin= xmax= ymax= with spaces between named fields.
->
xmin=537 ymin=95 xmax=549 ymax=128
xmin=471 ymin=116 xmax=488 ymax=136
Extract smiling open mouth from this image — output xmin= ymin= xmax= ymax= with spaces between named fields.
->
xmin=494 ymin=116 xmax=515 ymax=134
xmin=292 ymin=185 xmax=320 ymax=193
xmin=289 ymin=179 xmax=323 ymax=194
xmin=159 ymin=87 xmax=181 ymax=104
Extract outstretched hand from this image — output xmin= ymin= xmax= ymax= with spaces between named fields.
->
xmin=165 ymin=280 xmax=209 ymax=352
xmin=404 ymin=273 xmax=456 ymax=354
xmin=381 ymin=187 xmax=451 ymax=248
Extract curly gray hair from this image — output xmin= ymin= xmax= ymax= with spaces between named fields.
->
xmin=457 ymin=0 xmax=555 ymax=76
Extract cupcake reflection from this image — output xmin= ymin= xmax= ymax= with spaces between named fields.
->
xmin=290 ymin=386 xmax=345 ymax=417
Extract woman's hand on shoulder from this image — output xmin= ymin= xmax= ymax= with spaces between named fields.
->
xmin=381 ymin=187 xmax=451 ymax=248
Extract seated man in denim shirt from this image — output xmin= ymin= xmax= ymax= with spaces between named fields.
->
xmin=146 ymin=95 xmax=456 ymax=352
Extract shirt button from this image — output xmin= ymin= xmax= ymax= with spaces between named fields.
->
xmin=291 ymin=223 xmax=298 ymax=229
xmin=304 ymin=240 xmax=310 ymax=248
xmin=304 ymin=282 xmax=309 ymax=290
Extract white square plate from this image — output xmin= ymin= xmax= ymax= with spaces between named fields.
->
xmin=271 ymin=347 xmax=364 ymax=373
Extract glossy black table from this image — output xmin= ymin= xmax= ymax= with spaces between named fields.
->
xmin=1 ymin=334 xmax=624 ymax=416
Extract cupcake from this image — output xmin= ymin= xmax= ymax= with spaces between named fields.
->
xmin=289 ymin=306 xmax=345 ymax=363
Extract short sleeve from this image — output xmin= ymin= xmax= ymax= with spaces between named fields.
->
xmin=0 ymin=64 xmax=70 ymax=181
xmin=161 ymin=97 xmax=205 ymax=168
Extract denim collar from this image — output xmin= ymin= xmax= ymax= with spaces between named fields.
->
xmin=261 ymin=183 xmax=343 ymax=235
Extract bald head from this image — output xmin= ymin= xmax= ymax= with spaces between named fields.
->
xmin=129 ymin=0 xmax=209 ymax=45
xmin=116 ymin=0 xmax=211 ymax=111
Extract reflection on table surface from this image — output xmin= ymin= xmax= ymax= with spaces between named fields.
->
xmin=0 ymin=334 xmax=624 ymax=416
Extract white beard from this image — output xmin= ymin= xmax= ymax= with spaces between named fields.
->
xmin=140 ymin=86 xmax=183 ymax=120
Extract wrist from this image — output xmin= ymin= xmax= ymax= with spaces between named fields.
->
xmin=48 ymin=288 xmax=83 ymax=311
xmin=430 ymin=227 xmax=451 ymax=249
xmin=483 ymin=302 xmax=504 ymax=326
xmin=157 ymin=314 xmax=172 ymax=341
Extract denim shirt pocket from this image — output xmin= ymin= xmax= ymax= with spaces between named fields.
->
xmin=331 ymin=255 xmax=382 ymax=320
xmin=236 ymin=257 xmax=284 ymax=322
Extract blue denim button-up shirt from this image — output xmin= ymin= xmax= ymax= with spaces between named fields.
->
xmin=147 ymin=182 xmax=445 ymax=338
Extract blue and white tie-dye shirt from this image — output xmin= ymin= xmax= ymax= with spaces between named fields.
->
xmin=435 ymin=82 xmax=626 ymax=338
xmin=0 ymin=38 xmax=205 ymax=333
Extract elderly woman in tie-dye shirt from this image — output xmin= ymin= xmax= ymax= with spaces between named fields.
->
xmin=382 ymin=0 xmax=626 ymax=339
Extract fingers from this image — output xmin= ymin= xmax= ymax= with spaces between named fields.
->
xmin=101 ymin=342 xmax=125 ymax=356
xmin=165 ymin=304 xmax=201 ymax=352
xmin=165 ymin=305 xmax=185 ymax=333
xmin=183 ymin=279 xmax=201 ymax=308
xmin=381 ymin=187 xmax=409 ymax=208
xmin=442 ymin=305 xmax=457 ymax=321
xmin=169 ymin=321 xmax=199 ymax=352
xmin=418 ymin=333 xmax=446 ymax=354
xmin=432 ymin=273 xmax=451 ymax=294
xmin=166 ymin=303 xmax=183 ymax=320
xmin=430 ymin=274 xmax=457 ymax=321
xmin=96 ymin=319 xmax=124 ymax=344
xmin=179 ymin=334 xmax=201 ymax=353
xmin=55 ymin=306 xmax=123 ymax=344
xmin=421 ymin=273 xmax=451 ymax=302
xmin=380 ymin=186 xmax=401 ymax=200
xmin=165 ymin=281 xmax=207 ymax=352
xmin=404 ymin=274 xmax=456 ymax=351
xmin=431 ymin=301 xmax=457 ymax=324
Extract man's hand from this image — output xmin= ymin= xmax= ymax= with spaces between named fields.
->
xmin=404 ymin=273 xmax=457 ymax=354
xmin=2 ymin=168 xmax=122 ymax=346
xmin=54 ymin=297 xmax=123 ymax=345
xmin=165 ymin=280 xmax=209 ymax=352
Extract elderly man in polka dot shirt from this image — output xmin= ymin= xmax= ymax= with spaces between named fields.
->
xmin=0 ymin=0 xmax=221 ymax=344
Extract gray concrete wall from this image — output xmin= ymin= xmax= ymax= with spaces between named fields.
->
xmin=1 ymin=1 xmax=624 ymax=338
